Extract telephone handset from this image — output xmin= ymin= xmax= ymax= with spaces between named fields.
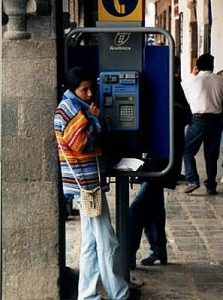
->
xmin=99 ymin=71 xmax=140 ymax=131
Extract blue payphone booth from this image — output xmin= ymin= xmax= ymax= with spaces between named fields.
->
xmin=64 ymin=26 xmax=175 ymax=281
xmin=64 ymin=28 xmax=174 ymax=171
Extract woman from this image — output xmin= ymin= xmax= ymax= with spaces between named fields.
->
xmin=54 ymin=67 xmax=129 ymax=300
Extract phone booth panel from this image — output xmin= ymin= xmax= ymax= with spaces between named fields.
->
xmin=143 ymin=45 xmax=170 ymax=159
xmin=66 ymin=45 xmax=99 ymax=77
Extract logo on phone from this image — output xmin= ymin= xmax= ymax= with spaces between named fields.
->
xmin=114 ymin=33 xmax=130 ymax=46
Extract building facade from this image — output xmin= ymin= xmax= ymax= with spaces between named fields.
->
xmin=154 ymin=0 xmax=223 ymax=78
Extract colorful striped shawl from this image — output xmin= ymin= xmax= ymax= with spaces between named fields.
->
xmin=54 ymin=90 xmax=108 ymax=199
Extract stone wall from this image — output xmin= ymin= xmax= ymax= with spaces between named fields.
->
xmin=2 ymin=38 xmax=61 ymax=299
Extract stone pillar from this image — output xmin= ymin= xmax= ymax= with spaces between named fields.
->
xmin=2 ymin=38 xmax=62 ymax=300
xmin=2 ymin=0 xmax=63 ymax=296
xmin=3 ymin=0 xmax=31 ymax=39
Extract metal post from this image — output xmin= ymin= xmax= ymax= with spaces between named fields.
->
xmin=115 ymin=176 xmax=130 ymax=282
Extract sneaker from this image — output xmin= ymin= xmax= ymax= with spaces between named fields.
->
xmin=141 ymin=253 xmax=167 ymax=266
xmin=206 ymin=189 xmax=218 ymax=196
xmin=184 ymin=183 xmax=200 ymax=193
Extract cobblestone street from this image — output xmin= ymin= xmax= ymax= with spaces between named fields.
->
xmin=65 ymin=146 xmax=223 ymax=299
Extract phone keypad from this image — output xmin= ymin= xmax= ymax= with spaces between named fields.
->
xmin=120 ymin=105 xmax=134 ymax=120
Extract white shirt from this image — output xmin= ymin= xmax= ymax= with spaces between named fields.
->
xmin=181 ymin=71 xmax=223 ymax=114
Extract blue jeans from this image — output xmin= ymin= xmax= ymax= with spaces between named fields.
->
xmin=183 ymin=116 xmax=222 ymax=189
xmin=129 ymin=181 xmax=167 ymax=269
xmin=78 ymin=193 xmax=129 ymax=300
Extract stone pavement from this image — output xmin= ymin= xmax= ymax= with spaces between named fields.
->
xmin=64 ymin=146 xmax=223 ymax=300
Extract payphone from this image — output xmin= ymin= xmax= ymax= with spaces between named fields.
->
xmin=64 ymin=26 xmax=174 ymax=166
xmin=99 ymin=71 xmax=140 ymax=131
xmin=64 ymin=25 xmax=175 ymax=283
xmin=63 ymin=0 xmax=175 ymax=282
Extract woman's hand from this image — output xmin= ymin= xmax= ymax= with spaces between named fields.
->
xmin=88 ymin=103 xmax=100 ymax=117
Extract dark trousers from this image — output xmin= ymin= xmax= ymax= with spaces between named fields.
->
xmin=129 ymin=181 xmax=167 ymax=269
xmin=184 ymin=115 xmax=222 ymax=190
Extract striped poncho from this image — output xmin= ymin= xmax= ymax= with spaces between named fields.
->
xmin=54 ymin=89 xmax=108 ymax=200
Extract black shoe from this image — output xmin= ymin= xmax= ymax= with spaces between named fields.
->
xmin=184 ymin=183 xmax=200 ymax=193
xmin=206 ymin=189 xmax=218 ymax=195
xmin=141 ymin=253 xmax=167 ymax=266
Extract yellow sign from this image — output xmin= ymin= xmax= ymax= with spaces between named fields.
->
xmin=98 ymin=0 xmax=144 ymax=22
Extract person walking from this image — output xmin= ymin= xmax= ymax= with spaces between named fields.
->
xmin=181 ymin=54 xmax=223 ymax=195
xmin=54 ymin=67 xmax=129 ymax=300
xmin=129 ymin=56 xmax=191 ymax=268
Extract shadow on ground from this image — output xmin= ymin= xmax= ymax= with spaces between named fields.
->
xmin=131 ymin=263 xmax=223 ymax=299
xmin=61 ymin=267 xmax=79 ymax=300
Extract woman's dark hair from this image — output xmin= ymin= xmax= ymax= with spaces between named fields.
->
xmin=196 ymin=53 xmax=214 ymax=71
xmin=66 ymin=67 xmax=95 ymax=93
